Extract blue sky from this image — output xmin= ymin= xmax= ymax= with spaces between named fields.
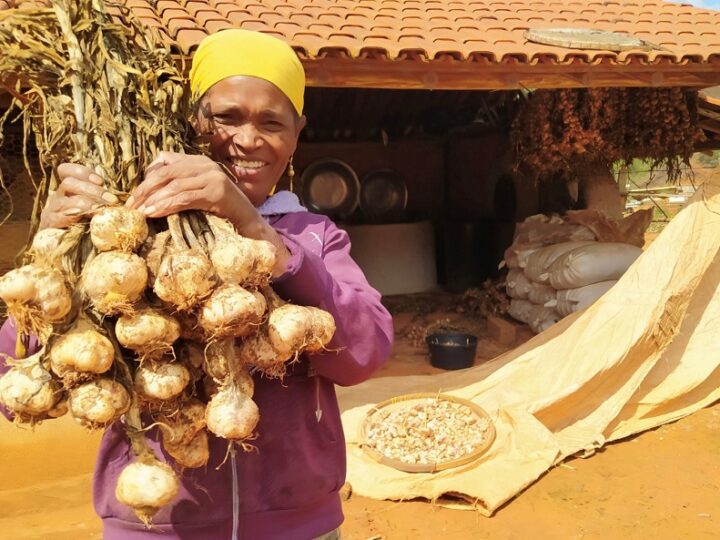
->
xmin=671 ymin=0 xmax=720 ymax=8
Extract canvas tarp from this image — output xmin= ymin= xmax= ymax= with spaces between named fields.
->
xmin=337 ymin=175 xmax=720 ymax=516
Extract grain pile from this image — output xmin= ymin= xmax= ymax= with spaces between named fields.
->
xmin=365 ymin=397 xmax=493 ymax=468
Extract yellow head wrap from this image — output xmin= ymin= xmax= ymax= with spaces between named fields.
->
xmin=189 ymin=29 xmax=305 ymax=115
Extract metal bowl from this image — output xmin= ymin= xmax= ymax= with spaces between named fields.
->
xmin=300 ymin=158 xmax=359 ymax=219
xmin=426 ymin=332 xmax=478 ymax=370
xmin=359 ymin=168 xmax=408 ymax=223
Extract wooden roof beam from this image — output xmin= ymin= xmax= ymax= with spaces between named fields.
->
xmin=303 ymin=58 xmax=720 ymax=90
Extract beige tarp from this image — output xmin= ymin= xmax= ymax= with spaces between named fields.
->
xmin=337 ymin=175 xmax=720 ymax=516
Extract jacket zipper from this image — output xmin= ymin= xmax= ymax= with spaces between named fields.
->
xmin=228 ymin=374 xmax=321 ymax=539
xmin=314 ymin=373 xmax=323 ymax=422
xmin=231 ymin=447 xmax=239 ymax=540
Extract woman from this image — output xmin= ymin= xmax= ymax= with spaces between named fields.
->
xmin=0 ymin=30 xmax=394 ymax=539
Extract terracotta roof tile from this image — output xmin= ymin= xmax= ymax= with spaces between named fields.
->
xmin=139 ymin=17 xmax=162 ymax=29
xmin=125 ymin=0 xmax=153 ymax=8
xmin=212 ymin=5 xmax=248 ymax=18
xmin=183 ymin=2 xmax=210 ymax=15
xmin=235 ymin=19 xmax=269 ymax=31
xmin=175 ymin=28 xmax=208 ymax=53
xmin=167 ymin=18 xmax=200 ymax=39
xmin=129 ymin=7 xmax=157 ymax=21
xmin=203 ymin=19 xmax=233 ymax=34
xmin=192 ymin=11 xmax=224 ymax=25
xmin=14 ymin=0 xmax=719 ymax=85
xmin=161 ymin=8 xmax=190 ymax=22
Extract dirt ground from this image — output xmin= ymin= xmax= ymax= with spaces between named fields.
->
xmin=1 ymin=299 xmax=719 ymax=540
xmin=341 ymin=406 xmax=720 ymax=540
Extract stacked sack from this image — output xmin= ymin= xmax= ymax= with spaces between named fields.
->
xmin=504 ymin=210 xmax=650 ymax=333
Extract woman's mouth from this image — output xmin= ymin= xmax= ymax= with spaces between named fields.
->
xmin=226 ymin=158 xmax=268 ymax=177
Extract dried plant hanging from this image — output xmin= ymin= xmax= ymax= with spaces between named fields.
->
xmin=0 ymin=0 xmax=195 ymax=230
xmin=0 ymin=1 xmax=338 ymax=525
xmin=509 ymin=88 xmax=705 ymax=183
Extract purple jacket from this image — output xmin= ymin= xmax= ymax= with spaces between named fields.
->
xmin=0 ymin=210 xmax=394 ymax=539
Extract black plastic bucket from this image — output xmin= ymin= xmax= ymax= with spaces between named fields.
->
xmin=426 ymin=332 xmax=478 ymax=370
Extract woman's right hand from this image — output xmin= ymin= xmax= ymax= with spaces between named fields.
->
xmin=39 ymin=163 xmax=119 ymax=230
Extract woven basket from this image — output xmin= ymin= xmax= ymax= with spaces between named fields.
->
xmin=360 ymin=392 xmax=496 ymax=473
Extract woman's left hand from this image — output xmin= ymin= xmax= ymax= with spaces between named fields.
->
xmin=129 ymin=151 xmax=292 ymax=276
xmin=127 ymin=151 xmax=259 ymax=230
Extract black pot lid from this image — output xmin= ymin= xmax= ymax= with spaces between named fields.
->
xmin=300 ymin=158 xmax=359 ymax=219
xmin=360 ymin=168 xmax=408 ymax=222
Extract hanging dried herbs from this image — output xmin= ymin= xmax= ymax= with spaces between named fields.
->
xmin=510 ymin=87 xmax=705 ymax=183
xmin=0 ymin=0 xmax=195 ymax=230
xmin=0 ymin=1 xmax=339 ymax=525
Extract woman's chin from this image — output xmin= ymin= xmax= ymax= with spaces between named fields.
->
xmin=236 ymin=182 xmax=271 ymax=207
xmin=223 ymin=163 xmax=280 ymax=205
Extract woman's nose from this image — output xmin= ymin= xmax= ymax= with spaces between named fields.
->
xmin=231 ymin=124 xmax=262 ymax=151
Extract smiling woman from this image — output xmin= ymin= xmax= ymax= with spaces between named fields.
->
xmin=192 ymin=76 xmax=306 ymax=207
xmin=110 ymin=32 xmax=310 ymax=279
xmin=1 ymin=28 xmax=394 ymax=540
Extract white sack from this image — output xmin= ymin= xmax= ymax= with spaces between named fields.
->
xmin=527 ymin=305 xmax=561 ymax=334
xmin=506 ymin=269 xmax=532 ymax=299
xmin=549 ymin=243 xmax=642 ymax=289
xmin=556 ymin=280 xmax=618 ymax=317
xmin=513 ymin=214 xmax=596 ymax=246
xmin=508 ymin=299 xmax=534 ymax=324
xmin=504 ymin=245 xmax=539 ymax=270
xmin=527 ymin=282 xmax=557 ymax=307
xmin=524 ymin=241 xmax=597 ymax=283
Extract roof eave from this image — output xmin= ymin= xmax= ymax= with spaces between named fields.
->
xmin=300 ymin=55 xmax=720 ymax=90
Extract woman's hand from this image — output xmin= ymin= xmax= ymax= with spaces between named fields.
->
xmin=39 ymin=163 xmax=118 ymax=230
xmin=128 ymin=152 xmax=259 ymax=229
xmin=130 ymin=152 xmax=292 ymax=276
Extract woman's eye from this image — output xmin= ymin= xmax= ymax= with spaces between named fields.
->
xmin=264 ymin=120 xmax=284 ymax=129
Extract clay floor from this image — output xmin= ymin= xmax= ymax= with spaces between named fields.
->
xmin=1 ymin=298 xmax=719 ymax=540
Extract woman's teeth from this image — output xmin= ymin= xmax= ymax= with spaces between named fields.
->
xmin=231 ymin=159 xmax=265 ymax=169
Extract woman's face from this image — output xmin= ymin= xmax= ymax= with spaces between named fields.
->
xmin=194 ymin=76 xmax=305 ymax=206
